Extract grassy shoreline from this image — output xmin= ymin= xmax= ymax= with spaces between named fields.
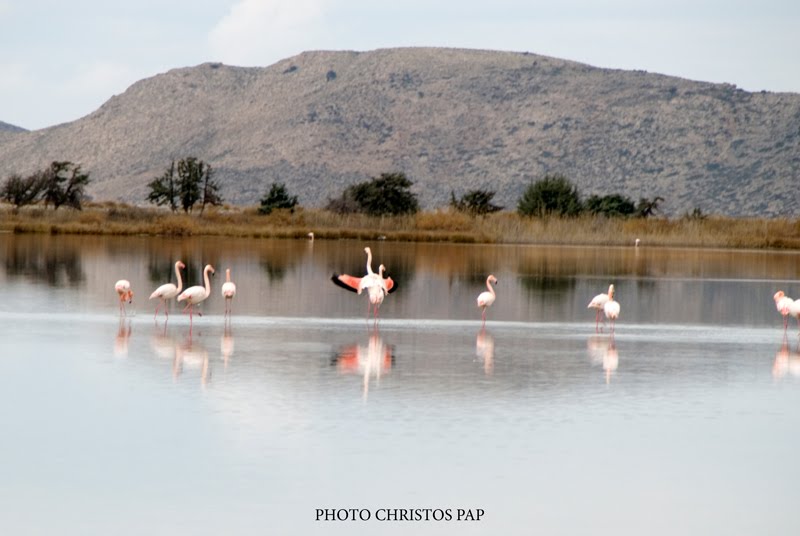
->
xmin=2 ymin=202 xmax=800 ymax=249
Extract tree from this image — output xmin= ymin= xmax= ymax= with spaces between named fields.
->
xmin=199 ymin=164 xmax=223 ymax=214
xmin=259 ymin=182 xmax=298 ymax=215
xmin=636 ymin=196 xmax=665 ymax=218
xmin=146 ymin=157 xmax=222 ymax=213
xmin=1 ymin=171 xmax=46 ymax=211
xmin=517 ymin=174 xmax=582 ymax=217
xmin=585 ymin=193 xmax=637 ymax=217
xmin=450 ymin=189 xmax=503 ymax=215
xmin=146 ymin=161 xmax=178 ymax=212
xmin=327 ymin=172 xmax=419 ymax=216
xmin=176 ymin=157 xmax=203 ymax=213
xmin=42 ymin=161 xmax=90 ymax=210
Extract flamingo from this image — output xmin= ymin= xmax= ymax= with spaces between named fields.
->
xmin=604 ymin=285 xmax=621 ymax=332
xmin=307 ymin=232 xmax=315 ymax=241
xmin=114 ymin=279 xmax=134 ymax=316
xmin=331 ymin=247 xmax=397 ymax=321
xmin=789 ymin=299 xmax=800 ymax=331
xmin=588 ymin=284 xmax=614 ymax=332
xmin=177 ymin=264 xmax=215 ymax=331
xmin=774 ymin=291 xmax=794 ymax=330
xmin=221 ymin=268 xmax=237 ymax=317
xmin=149 ymin=260 xmax=185 ymax=320
xmin=477 ymin=274 xmax=498 ymax=327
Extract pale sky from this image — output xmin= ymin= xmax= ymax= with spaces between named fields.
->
xmin=1 ymin=0 xmax=798 ymax=130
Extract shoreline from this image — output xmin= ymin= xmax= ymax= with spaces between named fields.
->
xmin=2 ymin=203 xmax=800 ymax=250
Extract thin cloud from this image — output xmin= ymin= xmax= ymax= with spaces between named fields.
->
xmin=209 ymin=0 xmax=330 ymax=66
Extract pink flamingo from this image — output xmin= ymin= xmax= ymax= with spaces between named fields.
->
xmin=332 ymin=247 xmax=397 ymax=322
xmin=477 ymin=274 xmax=498 ymax=327
xmin=588 ymin=284 xmax=614 ymax=332
xmin=774 ymin=291 xmax=794 ymax=330
xmin=114 ymin=279 xmax=134 ymax=316
xmin=604 ymin=285 xmax=621 ymax=332
xmin=149 ymin=260 xmax=185 ymax=320
xmin=177 ymin=264 xmax=215 ymax=331
xmin=221 ymin=268 xmax=237 ymax=317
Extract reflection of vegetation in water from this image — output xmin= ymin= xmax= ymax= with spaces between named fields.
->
xmin=518 ymin=274 xmax=576 ymax=295
xmin=147 ymin=258 xmax=201 ymax=288
xmin=4 ymin=242 xmax=84 ymax=287
xmin=260 ymin=259 xmax=286 ymax=282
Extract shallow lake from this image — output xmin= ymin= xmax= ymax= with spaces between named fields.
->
xmin=1 ymin=234 xmax=799 ymax=535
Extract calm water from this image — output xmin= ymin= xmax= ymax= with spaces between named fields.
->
xmin=1 ymin=234 xmax=799 ymax=535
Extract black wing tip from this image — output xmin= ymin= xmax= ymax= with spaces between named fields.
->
xmin=331 ymin=273 xmax=359 ymax=293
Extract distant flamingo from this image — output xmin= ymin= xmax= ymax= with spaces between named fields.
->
xmin=588 ymin=284 xmax=614 ymax=332
xmin=604 ymin=285 xmax=621 ymax=332
xmin=332 ymin=247 xmax=397 ymax=322
xmin=177 ymin=264 xmax=215 ymax=331
xmin=149 ymin=260 xmax=185 ymax=320
xmin=307 ymin=232 xmax=315 ymax=241
xmin=774 ymin=291 xmax=794 ymax=330
xmin=221 ymin=268 xmax=237 ymax=317
xmin=114 ymin=279 xmax=134 ymax=316
xmin=477 ymin=274 xmax=498 ymax=327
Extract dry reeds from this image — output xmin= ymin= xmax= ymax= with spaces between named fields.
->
xmin=1 ymin=202 xmax=799 ymax=249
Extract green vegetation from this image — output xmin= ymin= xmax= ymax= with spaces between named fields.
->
xmin=517 ymin=174 xmax=582 ymax=217
xmin=450 ymin=189 xmax=503 ymax=215
xmin=259 ymin=182 xmax=298 ymax=215
xmin=147 ymin=157 xmax=223 ymax=213
xmin=326 ymin=172 xmax=419 ymax=216
xmin=585 ymin=193 xmax=636 ymax=217
xmin=1 ymin=161 xmax=90 ymax=211
xmin=5 ymin=163 xmax=791 ymax=249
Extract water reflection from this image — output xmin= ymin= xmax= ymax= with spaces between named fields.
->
xmin=771 ymin=333 xmax=800 ymax=381
xmin=587 ymin=335 xmax=618 ymax=384
xmin=332 ymin=331 xmax=394 ymax=401
xmin=221 ymin=323 xmax=234 ymax=368
xmin=114 ymin=319 xmax=132 ymax=358
xmin=475 ymin=329 xmax=494 ymax=375
xmin=3 ymin=238 xmax=85 ymax=287
xmin=174 ymin=337 xmax=211 ymax=387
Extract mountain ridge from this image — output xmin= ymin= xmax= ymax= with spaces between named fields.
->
xmin=1 ymin=47 xmax=798 ymax=216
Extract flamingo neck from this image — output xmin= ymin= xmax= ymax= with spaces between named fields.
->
xmin=486 ymin=277 xmax=495 ymax=295
xmin=203 ymin=266 xmax=212 ymax=297
xmin=366 ymin=249 xmax=374 ymax=275
xmin=175 ymin=262 xmax=184 ymax=293
xmin=226 ymin=269 xmax=231 ymax=283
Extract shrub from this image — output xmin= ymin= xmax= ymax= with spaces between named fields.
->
xmin=259 ymin=182 xmax=298 ymax=215
xmin=517 ymin=174 xmax=582 ymax=217
xmin=450 ymin=189 xmax=503 ymax=215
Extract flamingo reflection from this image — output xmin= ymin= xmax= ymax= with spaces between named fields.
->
xmin=772 ymin=333 xmax=800 ymax=381
xmin=333 ymin=331 xmax=393 ymax=401
xmin=221 ymin=323 xmax=234 ymax=369
xmin=174 ymin=337 xmax=211 ymax=387
xmin=587 ymin=335 xmax=618 ymax=384
xmin=476 ymin=328 xmax=494 ymax=375
xmin=114 ymin=319 xmax=132 ymax=358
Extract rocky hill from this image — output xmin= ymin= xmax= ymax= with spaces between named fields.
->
xmin=1 ymin=47 xmax=798 ymax=216
xmin=0 ymin=121 xmax=26 ymax=133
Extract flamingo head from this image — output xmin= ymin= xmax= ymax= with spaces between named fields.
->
xmin=488 ymin=275 xmax=498 ymax=285
xmin=364 ymin=246 xmax=371 ymax=255
xmin=608 ymin=284 xmax=615 ymax=298
xmin=123 ymin=290 xmax=134 ymax=303
xmin=379 ymin=264 xmax=386 ymax=276
xmin=177 ymin=261 xmax=186 ymax=269
xmin=774 ymin=290 xmax=786 ymax=303
xmin=207 ymin=265 xmax=216 ymax=276
xmin=225 ymin=268 xmax=231 ymax=282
